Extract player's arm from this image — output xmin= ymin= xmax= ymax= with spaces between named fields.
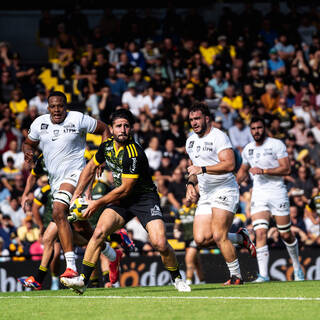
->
xmin=250 ymin=157 xmax=291 ymax=176
xmin=22 ymin=137 xmax=39 ymax=163
xmin=186 ymin=173 xmax=198 ymax=203
xmin=93 ymin=119 xmax=111 ymax=141
xmin=187 ymin=148 xmax=235 ymax=176
xmin=21 ymin=171 xmax=38 ymax=211
xmin=72 ymin=141 xmax=107 ymax=202
xmin=32 ymin=199 xmax=45 ymax=235
xmin=236 ymin=163 xmax=250 ymax=185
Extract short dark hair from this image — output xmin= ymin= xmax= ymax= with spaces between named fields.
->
xmin=48 ymin=91 xmax=67 ymax=104
xmin=110 ymin=108 xmax=135 ymax=126
xmin=189 ymin=102 xmax=211 ymax=118
xmin=250 ymin=116 xmax=265 ymax=127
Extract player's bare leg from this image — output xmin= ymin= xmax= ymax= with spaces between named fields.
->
xmin=193 ymin=215 xmax=214 ymax=247
xmin=18 ymin=222 xmax=58 ymax=289
xmin=252 ymin=211 xmax=271 ymax=282
xmin=195 ymin=251 xmax=205 ymax=283
xmin=53 ymin=183 xmax=78 ymax=275
xmin=146 ymin=219 xmax=191 ymax=292
xmin=185 ymin=247 xmax=198 ymax=284
xmin=211 ymin=208 xmax=242 ymax=285
xmin=50 ymin=241 xmax=61 ymax=290
xmin=274 ymin=214 xmax=304 ymax=281
xmin=60 ymin=208 xmax=124 ymax=292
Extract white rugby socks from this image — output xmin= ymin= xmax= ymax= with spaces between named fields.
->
xmin=226 ymin=259 xmax=242 ymax=279
xmin=256 ymin=245 xmax=269 ymax=278
xmin=283 ymin=238 xmax=300 ymax=271
xmin=64 ymin=251 xmax=77 ymax=271
xmin=102 ymin=242 xmax=117 ymax=262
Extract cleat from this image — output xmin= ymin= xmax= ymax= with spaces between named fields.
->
xmin=117 ymin=228 xmax=135 ymax=252
xmin=18 ymin=276 xmax=42 ymax=290
xmin=109 ymin=250 xmax=123 ymax=284
xmin=223 ymin=275 xmax=243 ymax=286
xmin=186 ymin=279 xmax=192 ymax=285
xmin=59 ymin=268 xmax=79 ymax=278
xmin=237 ymin=227 xmax=256 ymax=258
xmin=50 ymin=277 xmax=59 ymax=290
xmin=60 ymin=275 xmax=86 ymax=295
xmin=252 ymin=274 xmax=270 ymax=283
xmin=174 ymin=278 xmax=191 ymax=292
xmin=294 ymin=268 xmax=305 ymax=281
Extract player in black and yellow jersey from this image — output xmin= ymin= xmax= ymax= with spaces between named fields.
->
xmin=61 ymin=108 xmax=191 ymax=293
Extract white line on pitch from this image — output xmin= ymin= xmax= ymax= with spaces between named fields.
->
xmin=0 ymin=296 xmax=320 ymax=301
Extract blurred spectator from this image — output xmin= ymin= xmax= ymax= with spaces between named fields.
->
xmin=260 ymin=83 xmax=280 ymax=112
xmin=293 ymin=165 xmax=315 ymax=199
xmin=0 ymin=194 xmax=24 ymax=228
xmin=128 ymin=67 xmax=149 ymax=94
xmin=121 ymin=83 xmax=144 ymax=117
xmin=98 ymin=85 xmax=121 ymax=124
xmin=221 ymin=84 xmax=243 ymax=111
xmin=311 ymin=116 xmax=320 ymax=144
xmin=104 ymin=66 xmax=127 ymax=97
xmin=17 ymin=215 xmax=40 ymax=256
xmin=144 ymin=136 xmax=162 ymax=173
xmin=167 ymin=167 xmax=187 ymax=214
xmin=0 ymin=214 xmax=16 ymax=250
xmin=0 ymin=71 xmax=16 ymax=103
xmin=208 ymin=69 xmax=229 ymax=98
xmin=214 ymin=102 xmax=238 ymax=131
xmin=126 ymin=41 xmax=146 ymax=70
xmin=274 ymin=34 xmax=295 ymax=61
xmin=289 ymin=117 xmax=310 ymax=147
xmin=228 ymin=117 xmax=253 ymax=152
xmin=28 ymin=89 xmax=48 ymax=115
xmin=267 ymin=48 xmax=286 ymax=75
xmin=303 ymin=131 xmax=320 ymax=167
xmin=2 ymin=140 xmax=24 ymax=170
xmin=0 ymin=157 xmax=20 ymax=191
xmin=293 ymin=95 xmax=316 ymax=128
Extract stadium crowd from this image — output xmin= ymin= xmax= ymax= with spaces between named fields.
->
xmin=1 ymin=3 xmax=320 ymax=261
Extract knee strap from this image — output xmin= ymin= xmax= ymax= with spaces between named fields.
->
xmin=276 ymin=222 xmax=291 ymax=233
xmin=53 ymin=190 xmax=73 ymax=206
xmin=253 ymin=219 xmax=269 ymax=231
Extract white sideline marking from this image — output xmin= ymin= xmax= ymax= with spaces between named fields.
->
xmin=0 ymin=296 xmax=320 ymax=301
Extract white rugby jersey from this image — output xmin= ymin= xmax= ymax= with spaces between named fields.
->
xmin=28 ymin=111 xmax=97 ymax=187
xmin=242 ymin=137 xmax=288 ymax=191
xmin=186 ymin=127 xmax=236 ymax=194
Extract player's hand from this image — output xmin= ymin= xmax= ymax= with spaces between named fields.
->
xmin=24 ymin=152 xmax=34 ymax=163
xmin=21 ymin=194 xmax=29 ymax=212
xmin=96 ymin=164 xmax=105 ymax=177
xmin=249 ymin=167 xmax=263 ymax=175
xmin=186 ymin=184 xmax=198 ymax=203
xmin=187 ymin=165 xmax=202 ymax=176
xmin=82 ymin=199 xmax=99 ymax=219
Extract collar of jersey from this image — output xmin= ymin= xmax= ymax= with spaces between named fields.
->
xmin=113 ymin=140 xmax=124 ymax=158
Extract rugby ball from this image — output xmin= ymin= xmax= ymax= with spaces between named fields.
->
xmin=69 ymin=197 xmax=88 ymax=221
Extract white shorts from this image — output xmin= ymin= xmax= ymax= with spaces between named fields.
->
xmin=250 ymin=189 xmax=289 ymax=217
xmin=195 ymin=186 xmax=239 ymax=215
xmin=51 ymin=170 xmax=82 ymax=194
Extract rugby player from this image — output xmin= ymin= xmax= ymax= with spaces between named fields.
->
xmin=22 ymin=91 xmax=111 ymax=279
xmin=185 ymin=102 xmax=255 ymax=285
xmin=60 ymin=108 xmax=191 ymax=293
xmin=237 ymin=116 xmax=304 ymax=282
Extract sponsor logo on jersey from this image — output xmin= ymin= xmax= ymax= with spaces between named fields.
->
xmin=130 ymin=157 xmax=137 ymax=173
xmin=188 ymin=141 xmax=194 ymax=148
xmin=150 ymin=205 xmax=162 ymax=217
xmin=53 ymin=130 xmax=59 ymax=136
xmin=249 ymin=149 xmax=254 ymax=156
xmin=63 ymin=123 xmax=78 ymax=133
xmin=41 ymin=123 xmax=49 ymax=130
xmin=196 ymin=146 xmax=201 ymax=152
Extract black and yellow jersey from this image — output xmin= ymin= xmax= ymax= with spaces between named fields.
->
xmin=93 ymin=136 xmax=156 ymax=196
xmin=31 ymin=154 xmax=48 ymax=177
xmin=307 ymin=193 xmax=320 ymax=215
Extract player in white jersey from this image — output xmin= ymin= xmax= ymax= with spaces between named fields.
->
xmin=185 ymin=102 xmax=255 ymax=285
xmin=22 ymin=91 xmax=110 ymax=279
xmin=237 ymin=116 xmax=304 ymax=282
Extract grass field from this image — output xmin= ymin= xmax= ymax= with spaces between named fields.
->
xmin=1 ymin=281 xmax=320 ymax=320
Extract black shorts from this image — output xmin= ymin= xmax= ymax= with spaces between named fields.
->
xmin=107 ymin=192 xmax=164 ymax=229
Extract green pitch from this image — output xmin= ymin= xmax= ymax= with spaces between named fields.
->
xmin=1 ymin=281 xmax=320 ymax=320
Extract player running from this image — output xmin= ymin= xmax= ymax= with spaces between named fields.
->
xmin=22 ymin=91 xmax=111 ymax=279
xmin=237 ymin=116 xmax=304 ymax=282
xmin=185 ymin=102 xmax=255 ymax=285
xmin=60 ymin=108 xmax=191 ymax=293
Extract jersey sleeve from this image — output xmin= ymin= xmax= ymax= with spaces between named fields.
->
xmin=241 ymin=147 xmax=249 ymax=165
xmin=28 ymin=118 xmax=41 ymax=141
xmin=32 ymin=154 xmax=45 ymax=176
xmin=33 ymin=185 xmax=50 ymax=206
xmin=215 ymin=130 xmax=233 ymax=154
xmin=275 ymin=140 xmax=288 ymax=160
xmin=81 ymin=114 xmax=97 ymax=134
xmin=121 ymin=143 xmax=141 ymax=179
xmin=93 ymin=141 xmax=107 ymax=166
